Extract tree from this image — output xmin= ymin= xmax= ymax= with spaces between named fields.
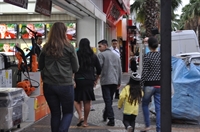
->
xmin=179 ymin=0 xmax=200 ymax=44
xmin=130 ymin=0 xmax=182 ymax=37
xmin=144 ymin=0 xmax=159 ymax=37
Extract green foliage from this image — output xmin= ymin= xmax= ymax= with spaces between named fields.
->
xmin=6 ymin=24 xmax=16 ymax=28
xmin=20 ymin=24 xmax=27 ymax=34
xmin=34 ymin=23 xmax=44 ymax=28
xmin=66 ymin=23 xmax=74 ymax=28
xmin=131 ymin=0 xmax=182 ymax=32
xmin=179 ymin=0 xmax=200 ymax=30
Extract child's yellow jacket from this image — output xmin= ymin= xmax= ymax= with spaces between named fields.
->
xmin=118 ymin=85 xmax=143 ymax=115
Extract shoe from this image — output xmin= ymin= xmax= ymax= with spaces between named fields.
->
xmin=76 ymin=118 xmax=84 ymax=126
xmin=90 ymin=107 xmax=95 ymax=111
xmin=140 ymin=127 xmax=151 ymax=132
xmin=107 ymin=120 xmax=115 ymax=126
xmin=149 ymin=110 xmax=156 ymax=115
xmin=127 ymin=126 xmax=133 ymax=132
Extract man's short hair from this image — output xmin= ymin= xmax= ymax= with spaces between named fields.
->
xmin=148 ymin=37 xmax=158 ymax=49
xmin=98 ymin=39 xmax=108 ymax=46
xmin=112 ymin=39 xmax=117 ymax=42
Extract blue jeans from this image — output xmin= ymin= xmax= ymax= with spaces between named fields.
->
xmin=43 ymin=83 xmax=74 ymax=132
xmin=101 ymin=84 xmax=117 ymax=121
xmin=142 ymin=86 xmax=160 ymax=132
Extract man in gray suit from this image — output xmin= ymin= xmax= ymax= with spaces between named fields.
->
xmin=97 ymin=39 xmax=122 ymax=126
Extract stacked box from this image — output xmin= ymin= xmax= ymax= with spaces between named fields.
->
xmin=5 ymin=69 xmax=12 ymax=87
xmin=0 ymin=70 xmax=6 ymax=87
xmin=26 ymin=95 xmax=48 ymax=122
xmin=0 ymin=88 xmax=24 ymax=107
xmin=0 ymin=104 xmax=22 ymax=130
xmin=0 ymin=69 xmax=12 ymax=87
xmin=0 ymin=88 xmax=28 ymax=130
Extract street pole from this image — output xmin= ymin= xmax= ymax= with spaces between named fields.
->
xmin=160 ymin=0 xmax=171 ymax=132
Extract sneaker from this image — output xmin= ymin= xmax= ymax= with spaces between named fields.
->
xmin=90 ymin=107 xmax=95 ymax=111
xmin=107 ymin=120 xmax=115 ymax=126
xmin=140 ymin=127 xmax=151 ymax=132
xmin=127 ymin=126 xmax=133 ymax=132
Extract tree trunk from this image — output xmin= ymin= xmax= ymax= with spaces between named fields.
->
xmin=144 ymin=0 xmax=159 ymax=37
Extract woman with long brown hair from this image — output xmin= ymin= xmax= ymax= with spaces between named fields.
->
xmin=39 ymin=22 xmax=79 ymax=132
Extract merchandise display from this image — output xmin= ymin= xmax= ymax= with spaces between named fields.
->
xmin=46 ymin=22 xmax=76 ymax=41
xmin=0 ymin=88 xmax=29 ymax=130
xmin=0 ymin=24 xmax=17 ymax=39
xmin=0 ymin=21 xmax=75 ymax=131
xmin=19 ymin=23 xmax=45 ymax=39
xmin=0 ymin=43 xmax=16 ymax=56
xmin=0 ymin=88 xmax=24 ymax=107
xmin=0 ymin=69 xmax=13 ymax=87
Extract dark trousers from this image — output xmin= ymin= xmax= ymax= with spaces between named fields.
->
xmin=123 ymin=114 xmax=136 ymax=131
xmin=43 ymin=83 xmax=74 ymax=132
xmin=101 ymin=84 xmax=117 ymax=121
xmin=115 ymin=89 xmax=119 ymax=98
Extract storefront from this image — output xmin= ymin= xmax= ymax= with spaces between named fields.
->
xmin=0 ymin=0 xmax=106 ymax=52
xmin=0 ymin=1 xmax=106 ymax=131
xmin=103 ymin=0 xmax=131 ymax=72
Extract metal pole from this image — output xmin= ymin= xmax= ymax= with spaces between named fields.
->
xmin=161 ymin=0 xmax=171 ymax=132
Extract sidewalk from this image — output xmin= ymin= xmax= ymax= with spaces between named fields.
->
xmin=12 ymin=72 xmax=200 ymax=132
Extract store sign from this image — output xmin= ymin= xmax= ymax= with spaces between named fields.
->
xmin=3 ymin=0 xmax=28 ymax=9
xmin=110 ymin=5 xmax=121 ymax=20
xmin=35 ymin=0 xmax=52 ymax=17
xmin=107 ymin=3 xmax=124 ymax=25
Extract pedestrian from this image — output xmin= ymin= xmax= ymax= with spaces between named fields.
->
xmin=109 ymin=39 xmax=121 ymax=99
xmin=98 ymin=39 xmax=122 ymax=126
xmin=118 ymin=72 xmax=143 ymax=132
xmin=35 ymin=35 xmax=43 ymax=55
xmin=129 ymin=57 xmax=137 ymax=72
xmin=141 ymin=37 xmax=161 ymax=132
xmin=38 ymin=22 xmax=79 ymax=132
xmin=110 ymin=39 xmax=120 ymax=57
xmin=143 ymin=37 xmax=149 ymax=44
xmin=74 ymin=38 xmax=101 ymax=127
xmin=25 ymin=35 xmax=43 ymax=59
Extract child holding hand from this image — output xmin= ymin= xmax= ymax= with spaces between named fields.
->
xmin=118 ymin=72 xmax=143 ymax=132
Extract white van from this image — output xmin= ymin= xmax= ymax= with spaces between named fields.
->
xmin=171 ymin=30 xmax=200 ymax=56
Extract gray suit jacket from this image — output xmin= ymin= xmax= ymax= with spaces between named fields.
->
xmin=97 ymin=48 xmax=122 ymax=85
